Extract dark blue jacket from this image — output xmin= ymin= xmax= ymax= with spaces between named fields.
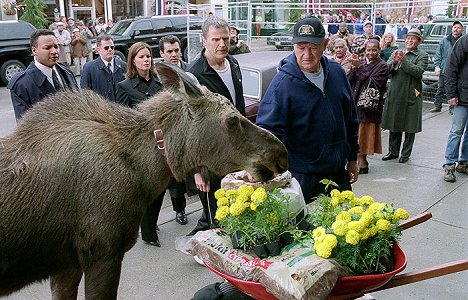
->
xmin=7 ymin=61 xmax=78 ymax=120
xmin=256 ymin=54 xmax=359 ymax=175
xmin=80 ymin=57 xmax=127 ymax=102
xmin=445 ymin=34 xmax=468 ymax=107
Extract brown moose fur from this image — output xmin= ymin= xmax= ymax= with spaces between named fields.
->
xmin=0 ymin=63 xmax=287 ymax=299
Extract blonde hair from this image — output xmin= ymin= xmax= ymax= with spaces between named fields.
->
xmin=381 ymin=32 xmax=396 ymax=49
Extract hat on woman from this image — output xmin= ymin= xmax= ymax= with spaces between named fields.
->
xmin=229 ymin=24 xmax=240 ymax=35
xmin=403 ymin=28 xmax=423 ymax=40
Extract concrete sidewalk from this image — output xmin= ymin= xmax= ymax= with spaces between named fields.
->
xmin=3 ymin=101 xmax=467 ymax=299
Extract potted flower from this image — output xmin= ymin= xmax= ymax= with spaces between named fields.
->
xmin=214 ymin=185 xmax=295 ymax=258
xmin=293 ymin=183 xmax=409 ymax=275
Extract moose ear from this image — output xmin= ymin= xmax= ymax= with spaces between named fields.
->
xmin=155 ymin=62 xmax=203 ymax=98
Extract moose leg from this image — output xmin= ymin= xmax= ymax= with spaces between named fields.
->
xmin=83 ymin=257 xmax=122 ymax=300
xmin=50 ymin=268 xmax=83 ymax=300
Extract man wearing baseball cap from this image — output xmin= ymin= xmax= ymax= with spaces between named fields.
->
xmin=381 ymin=28 xmax=429 ymax=163
xmin=256 ymin=17 xmax=360 ymax=202
xmin=431 ymin=20 xmax=464 ymax=113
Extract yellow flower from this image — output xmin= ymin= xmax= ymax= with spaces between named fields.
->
xmin=340 ymin=190 xmax=355 ymax=202
xmin=345 ymin=230 xmax=361 ymax=245
xmin=315 ymin=242 xmax=333 ymax=258
xmin=214 ymin=189 xmax=225 ymax=200
xmin=348 ymin=206 xmax=364 ymax=215
xmin=215 ymin=206 xmax=230 ymax=221
xmin=336 ymin=211 xmax=352 ymax=223
xmin=359 ymin=213 xmax=373 ymax=227
xmin=229 ymin=201 xmax=246 ymax=216
xmin=331 ymin=196 xmax=340 ymax=207
xmin=348 ymin=220 xmax=365 ymax=233
xmin=332 ymin=220 xmax=348 ymax=236
xmin=394 ymin=208 xmax=409 ymax=220
xmin=324 ymin=234 xmax=338 ymax=249
xmin=251 ymin=187 xmax=267 ymax=203
xmin=216 ymin=197 xmax=230 ymax=207
xmin=313 ymin=226 xmax=326 ymax=239
xmin=225 ymin=189 xmax=237 ymax=198
xmin=376 ymin=219 xmax=391 ymax=232
xmin=360 ymin=195 xmax=374 ymax=206
xmin=250 ymin=202 xmax=258 ymax=211
xmin=238 ymin=184 xmax=254 ymax=197
xmin=350 ymin=197 xmax=362 ymax=206
xmin=330 ymin=189 xmax=341 ymax=197
xmin=236 ymin=193 xmax=249 ymax=203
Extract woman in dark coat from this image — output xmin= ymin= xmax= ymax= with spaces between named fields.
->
xmin=116 ymin=42 xmax=164 ymax=246
xmin=348 ymin=38 xmax=389 ymax=174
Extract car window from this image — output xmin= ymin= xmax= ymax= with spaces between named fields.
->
xmin=108 ymin=20 xmax=132 ymax=36
xmin=134 ymin=20 xmax=154 ymax=35
xmin=430 ymin=25 xmax=447 ymax=37
xmin=154 ymin=19 xmax=173 ymax=33
xmin=0 ymin=23 xmax=35 ymax=40
xmin=241 ymin=69 xmax=260 ymax=99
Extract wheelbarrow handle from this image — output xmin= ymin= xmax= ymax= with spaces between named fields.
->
xmin=399 ymin=212 xmax=432 ymax=231
xmin=374 ymin=259 xmax=468 ymax=291
xmin=326 ymin=259 xmax=468 ymax=300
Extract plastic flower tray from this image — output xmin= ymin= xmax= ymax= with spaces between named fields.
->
xmin=205 ymin=243 xmax=407 ymax=300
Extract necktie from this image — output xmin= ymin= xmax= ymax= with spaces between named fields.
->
xmin=52 ymin=70 xmax=63 ymax=91
xmin=107 ymin=63 xmax=112 ymax=74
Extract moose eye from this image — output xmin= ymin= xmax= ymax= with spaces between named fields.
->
xmin=226 ymin=116 xmax=239 ymax=128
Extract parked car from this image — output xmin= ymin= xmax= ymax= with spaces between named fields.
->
xmin=0 ymin=20 xmax=36 ymax=85
xmin=417 ymin=18 xmax=468 ymax=101
xmin=266 ymin=27 xmax=294 ymax=50
xmin=235 ymin=51 xmax=290 ymax=122
xmin=96 ymin=15 xmax=202 ymax=62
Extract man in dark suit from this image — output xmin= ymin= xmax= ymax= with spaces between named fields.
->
xmin=80 ymin=35 xmax=127 ymax=102
xmin=159 ymin=35 xmax=189 ymax=71
xmin=159 ymin=35 xmax=190 ymax=226
xmin=8 ymin=29 xmax=78 ymax=120
xmin=187 ymin=16 xmax=246 ymax=235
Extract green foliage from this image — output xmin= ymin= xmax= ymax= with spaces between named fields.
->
xmin=20 ymin=0 xmax=48 ymax=29
xmin=288 ymin=0 xmax=303 ymax=25
xmin=217 ymin=187 xmax=294 ymax=251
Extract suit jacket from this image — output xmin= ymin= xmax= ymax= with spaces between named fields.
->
xmin=116 ymin=75 xmax=163 ymax=108
xmin=188 ymin=49 xmax=245 ymax=116
xmin=7 ymin=61 xmax=78 ymax=120
xmin=80 ymin=57 xmax=127 ymax=102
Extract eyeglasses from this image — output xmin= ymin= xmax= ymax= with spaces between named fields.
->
xmin=103 ymin=46 xmax=115 ymax=50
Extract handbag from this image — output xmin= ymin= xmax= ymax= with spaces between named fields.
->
xmin=356 ymin=78 xmax=380 ymax=111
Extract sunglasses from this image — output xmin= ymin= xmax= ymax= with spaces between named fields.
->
xmin=103 ymin=46 xmax=115 ymax=50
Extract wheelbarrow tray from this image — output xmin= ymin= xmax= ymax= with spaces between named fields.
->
xmin=205 ymin=243 xmax=406 ymax=300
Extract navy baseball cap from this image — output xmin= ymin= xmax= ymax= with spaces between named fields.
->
xmin=291 ymin=17 xmax=326 ymax=45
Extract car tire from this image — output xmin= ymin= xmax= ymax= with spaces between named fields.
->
xmin=1 ymin=59 xmax=26 ymax=85
xmin=114 ymin=50 xmax=127 ymax=62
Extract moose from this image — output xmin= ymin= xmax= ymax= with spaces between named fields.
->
xmin=0 ymin=63 xmax=288 ymax=299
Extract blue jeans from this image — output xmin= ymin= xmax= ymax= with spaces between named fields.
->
xmin=444 ymin=105 xmax=468 ymax=165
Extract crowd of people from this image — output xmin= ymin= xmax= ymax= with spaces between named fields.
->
xmin=5 ymin=12 xmax=467 ymax=255
xmin=47 ymin=15 xmax=115 ymax=76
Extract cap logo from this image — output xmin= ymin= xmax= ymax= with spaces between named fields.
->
xmin=298 ymin=24 xmax=315 ymax=36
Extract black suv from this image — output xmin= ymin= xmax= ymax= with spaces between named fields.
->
xmin=101 ymin=15 xmax=202 ymax=62
xmin=0 ymin=21 xmax=36 ymax=85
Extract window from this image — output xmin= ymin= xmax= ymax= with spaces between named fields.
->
xmin=430 ymin=25 xmax=447 ymax=37
xmin=153 ymin=19 xmax=173 ymax=33
xmin=133 ymin=20 xmax=154 ymax=35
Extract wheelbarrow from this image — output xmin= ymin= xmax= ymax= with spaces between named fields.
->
xmin=205 ymin=212 xmax=468 ymax=299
